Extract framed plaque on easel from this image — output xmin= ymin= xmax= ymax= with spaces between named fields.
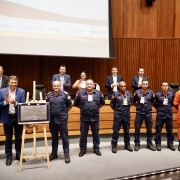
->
xmin=18 ymin=102 xmax=50 ymax=124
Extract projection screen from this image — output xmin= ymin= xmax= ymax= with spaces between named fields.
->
xmin=0 ymin=0 xmax=113 ymax=58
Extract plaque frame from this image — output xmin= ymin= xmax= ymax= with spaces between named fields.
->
xmin=18 ymin=102 xmax=50 ymax=124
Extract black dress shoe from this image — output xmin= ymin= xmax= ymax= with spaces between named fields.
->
xmin=112 ymin=146 xmax=117 ymax=153
xmin=134 ymin=145 xmax=140 ymax=151
xmin=94 ymin=150 xmax=102 ymax=156
xmin=15 ymin=156 xmax=26 ymax=162
xmin=64 ymin=154 xmax=70 ymax=163
xmin=167 ymin=144 xmax=176 ymax=151
xmin=178 ymin=145 xmax=180 ymax=151
xmin=6 ymin=158 xmax=12 ymax=166
xmin=79 ymin=151 xmax=86 ymax=157
xmin=156 ymin=145 xmax=161 ymax=151
xmin=49 ymin=154 xmax=58 ymax=161
xmin=147 ymin=145 xmax=156 ymax=151
xmin=124 ymin=145 xmax=133 ymax=152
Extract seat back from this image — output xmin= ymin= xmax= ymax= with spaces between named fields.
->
xmin=94 ymin=83 xmax=100 ymax=91
xmin=169 ymin=83 xmax=179 ymax=95
xmin=33 ymin=84 xmax=46 ymax=100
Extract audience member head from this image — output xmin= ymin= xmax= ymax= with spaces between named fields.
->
xmin=59 ymin=65 xmax=66 ymax=76
xmin=111 ymin=67 xmax=118 ymax=76
xmin=80 ymin=71 xmax=87 ymax=80
xmin=138 ymin=67 xmax=144 ymax=77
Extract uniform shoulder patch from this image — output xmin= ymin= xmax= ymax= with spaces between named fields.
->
xmin=63 ymin=91 xmax=68 ymax=94
xmin=47 ymin=92 xmax=51 ymax=95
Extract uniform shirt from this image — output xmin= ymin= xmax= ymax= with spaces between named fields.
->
xmin=74 ymin=89 xmax=105 ymax=122
xmin=134 ymin=89 xmax=154 ymax=114
xmin=110 ymin=91 xmax=133 ymax=120
xmin=154 ymin=91 xmax=174 ymax=119
xmin=47 ymin=91 xmax=72 ymax=124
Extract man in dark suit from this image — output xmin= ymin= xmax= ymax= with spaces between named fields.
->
xmin=51 ymin=65 xmax=71 ymax=92
xmin=131 ymin=67 xmax=149 ymax=92
xmin=0 ymin=66 xmax=9 ymax=88
xmin=105 ymin=67 xmax=123 ymax=99
xmin=0 ymin=75 xmax=25 ymax=166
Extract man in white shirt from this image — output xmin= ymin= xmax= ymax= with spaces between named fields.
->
xmin=105 ymin=67 xmax=123 ymax=99
xmin=131 ymin=67 xmax=149 ymax=92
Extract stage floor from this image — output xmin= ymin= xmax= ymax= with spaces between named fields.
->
xmin=0 ymin=134 xmax=180 ymax=180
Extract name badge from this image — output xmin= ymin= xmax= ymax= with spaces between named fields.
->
xmin=140 ymin=97 xmax=145 ymax=104
xmin=163 ymin=98 xmax=168 ymax=105
xmin=123 ymin=98 xmax=128 ymax=105
xmin=88 ymin=94 xmax=93 ymax=102
xmin=81 ymin=83 xmax=86 ymax=89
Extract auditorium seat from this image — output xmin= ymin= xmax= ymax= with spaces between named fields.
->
xmin=33 ymin=84 xmax=47 ymax=100
xmin=169 ymin=83 xmax=179 ymax=95
xmin=94 ymin=83 xmax=100 ymax=91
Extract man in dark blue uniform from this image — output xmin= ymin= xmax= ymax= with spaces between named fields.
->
xmin=47 ymin=80 xmax=72 ymax=163
xmin=154 ymin=81 xmax=175 ymax=151
xmin=134 ymin=80 xmax=156 ymax=151
xmin=110 ymin=81 xmax=133 ymax=153
xmin=74 ymin=79 xmax=105 ymax=157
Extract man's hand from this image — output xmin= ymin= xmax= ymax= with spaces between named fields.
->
xmin=9 ymin=98 xmax=16 ymax=105
xmin=5 ymin=92 xmax=9 ymax=104
xmin=111 ymin=83 xmax=118 ymax=87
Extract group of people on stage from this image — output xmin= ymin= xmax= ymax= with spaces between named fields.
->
xmin=0 ymin=64 xmax=180 ymax=167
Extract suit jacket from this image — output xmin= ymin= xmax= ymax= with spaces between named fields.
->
xmin=105 ymin=74 xmax=123 ymax=99
xmin=0 ymin=87 xmax=25 ymax=124
xmin=131 ymin=75 xmax=149 ymax=92
xmin=51 ymin=74 xmax=71 ymax=92
xmin=1 ymin=75 xmax=9 ymax=88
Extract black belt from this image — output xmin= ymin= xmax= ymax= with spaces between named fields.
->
xmin=9 ymin=114 xmax=16 ymax=116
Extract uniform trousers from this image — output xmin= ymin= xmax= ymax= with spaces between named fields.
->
xmin=3 ymin=114 xmax=23 ymax=158
xmin=80 ymin=121 xmax=100 ymax=152
xmin=49 ymin=121 xmax=69 ymax=155
xmin=134 ymin=112 xmax=153 ymax=146
xmin=154 ymin=117 xmax=174 ymax=145
xmin=111 ymin=117 xmax=130 ymax=147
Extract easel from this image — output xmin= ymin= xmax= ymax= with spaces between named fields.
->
xmin=18 ymin=81 xmax=50 ymax=172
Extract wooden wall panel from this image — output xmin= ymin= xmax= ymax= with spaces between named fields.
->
xmin=139 ymin=0 xmax=157 ymax=38
xmin=111 ymin=0 xmax=124 ymax=38
xmin=111 ymin=0 xmax=177 ymax=38
xmin=175 ymin=0 xmax=180 ymax=37
xmin=123 ymin=0 xmax=140 ymax=37
xmin=0 ymin=38 xmax=180 ymax=95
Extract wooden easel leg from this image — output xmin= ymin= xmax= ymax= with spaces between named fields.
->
xmin=33 ymin=125 xmax=37 ymax=158
xmin=43 ymin=124 xmax=50 ymax=169
xmin=18 ymin=125 xmax=26 ymax=172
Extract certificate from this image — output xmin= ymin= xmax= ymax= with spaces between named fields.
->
xmin=18 ymin=103 xmax=50 ymax=124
